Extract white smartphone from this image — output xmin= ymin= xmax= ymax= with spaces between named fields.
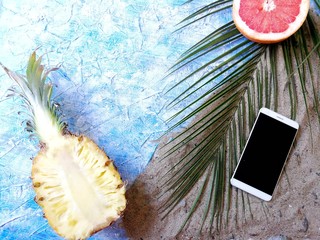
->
xmin=230 ymin=108 xmax=299 ymax=201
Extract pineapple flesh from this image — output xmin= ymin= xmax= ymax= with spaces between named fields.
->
xmin=1 ymin=52 xmax=126 ymax=239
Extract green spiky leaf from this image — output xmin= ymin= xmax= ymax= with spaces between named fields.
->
xmin=1 ymin=51 xmax=64 ymax=142
xmin=159 ymin=0 xmax=320 ymax=237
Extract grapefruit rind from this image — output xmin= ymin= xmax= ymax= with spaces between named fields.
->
xmin=233 ymin=0 xmax=310 ymax=44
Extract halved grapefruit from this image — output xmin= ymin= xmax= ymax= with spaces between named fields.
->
xmin=233 ymin=0 xmax=310 ymax=44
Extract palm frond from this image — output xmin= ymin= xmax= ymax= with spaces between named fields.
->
xmin=159 ymin=0 xmax=320 ymax=236
xmin=175 ymin=1 xmax=233 ymax=32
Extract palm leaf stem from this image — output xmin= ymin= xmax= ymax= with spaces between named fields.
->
xmin=282 ymin=41 xmax=298 ymax=119
xmin=160 ymin=78 xmax=252 ymax=215
xmin=199 ymin=162 xmax=217 ymax=235
xmin=225 ymin=121 xmax=237 ymax=226
xmin=212 ymin=143 xmax=227 ymax=231
xmin=197 ymin=162 xmax=217 ymax=236
xmin=301 ymin=22 xmax=320 ymax=123
xmin=269 ymin=46 xmax=279 ymax=110
xmin=292 ymin=32 xmax=313 ymax=139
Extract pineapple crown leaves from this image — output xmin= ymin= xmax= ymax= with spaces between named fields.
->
xmin=1 ymin=51 xmax=64 ymax=135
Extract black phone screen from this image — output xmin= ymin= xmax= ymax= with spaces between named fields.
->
xmin=233 ymin=112 xmax=298 ymax=195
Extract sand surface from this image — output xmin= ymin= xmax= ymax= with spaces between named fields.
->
xmin=124 ymin=111 xmax=320 ymax=240
xmin=123 ymin=14 xmax=320 ymax=240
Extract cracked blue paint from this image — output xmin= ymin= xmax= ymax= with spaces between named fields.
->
xmin=0 ymin=0 xmax=231 ymax=239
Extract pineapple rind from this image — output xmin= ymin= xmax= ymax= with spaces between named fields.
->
xmin=32 ymin=135 xmax=126 ymax=240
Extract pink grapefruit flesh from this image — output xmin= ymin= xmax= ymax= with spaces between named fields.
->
xmin=233 ymin=0 xmax=310 ymax=43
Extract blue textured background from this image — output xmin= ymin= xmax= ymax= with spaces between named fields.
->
xmin=0 ymin=0 xmax=230 ymax=239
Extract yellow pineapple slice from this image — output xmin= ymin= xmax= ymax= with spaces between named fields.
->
xmin=1 ymin=52 xmax=126 ymax=239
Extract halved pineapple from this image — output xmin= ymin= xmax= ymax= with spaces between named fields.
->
xmin=1 ymin=52 xmax=126 ymax=239
xmin=32 ymin=135 xmax=126 ymax=239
